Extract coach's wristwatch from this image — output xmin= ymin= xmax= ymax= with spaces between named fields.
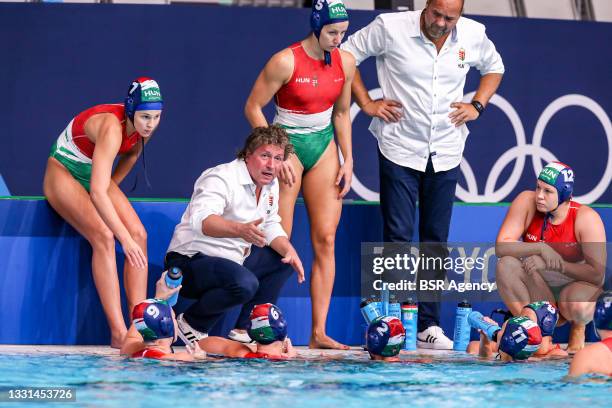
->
xmin=471 ymin=100 xmax=485 ymax=117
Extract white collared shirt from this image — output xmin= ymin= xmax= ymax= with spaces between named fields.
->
xmin=341 ymin=10 xmax=505 ymax=172
xmin=167 ymin=159 xmax=287 ymax=265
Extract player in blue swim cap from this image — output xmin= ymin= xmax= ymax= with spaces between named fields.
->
xmin=569 ymin=291 xmax=612 ymax=376
xmin=522 ymin=301 xmax=567 ymax=358
xmin=496 ymin=160 xmax=606 ymax=353
xmin=366 ymin=316 xmax=406 ymax=361
xmin=468 ymin=314 xmax=542 ymax=362
xmin=311 ymin=0 xmax=349 ymax=65
xmin=244 ymin=0 xmax=356 ymax=351
xmin=197 ymin=304 xmax=298 ymax=359
xmin=469 ymin=302 xmax=565 ymax=359
xmin=120 ymin=273 xmax=207 ymax=361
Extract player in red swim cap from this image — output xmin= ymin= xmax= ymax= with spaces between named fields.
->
xmin=198 ymin=304 xmax=297 ymax=360
xmin=43 ymin=78 xmax=163 ymax=348
xmin=244 ymin=0 xmax=356 ymax=351
xmin=495 ymin=161 xmax=606 ymax=353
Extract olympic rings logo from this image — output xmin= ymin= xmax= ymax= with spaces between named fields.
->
xmin=347 ymin=90 xmax=612 ymax=204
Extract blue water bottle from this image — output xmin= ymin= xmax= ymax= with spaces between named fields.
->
xmin=401 ymin=300 xmax=418 ymax=350
xmin=468 ymin=311 xmax=502 ymax=341
xmin=381 ymin=287 xmax=390 ymax=316
xmin=388 ymin=295 xmax=401 ymax=320
xmin=360 ymin=298 xmax=382 ymax=324
xmin=372 ymin=297 xmax=383 ymax=316
xmin=453 ymin=300 xmax=472 ymax=351
xmin=164 ymin=266 xmax=183 ymax=307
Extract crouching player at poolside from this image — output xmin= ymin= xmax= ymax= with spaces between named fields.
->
xmin=199 ymin=303 xmax=297 ymax=360
xmin=568 ymin=291 xmax=612 ymax=376
xmin=120 ymin=273 xmax=207 ymax=361
xmin=495 ymin=162 xmax=606 ymax=352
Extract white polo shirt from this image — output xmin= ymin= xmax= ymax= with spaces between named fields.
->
xmin=167 ymin=159 xmax=287 ymax=265
xmin=341 ymin=10 xmax=505 ymax=172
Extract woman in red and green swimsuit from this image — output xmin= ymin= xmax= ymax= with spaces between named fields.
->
xmin=43 ymin=77 xmax=163 ymax=348
xmin=244 ymin=0 xmax=355 ymax=350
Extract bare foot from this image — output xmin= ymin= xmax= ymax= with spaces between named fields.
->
xmin=111 ymin=331 xmax=127 ymax=349
xmin=566 ymin=323 xmax=585 ymax=354
xmin=309 ymin=334 xmax=350 ymax=350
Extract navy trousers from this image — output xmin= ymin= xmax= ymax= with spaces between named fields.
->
xmin=379 ymin=149 xmax=459 ymax=332
xmin=164 ymin=246 xmax=293 ymax=333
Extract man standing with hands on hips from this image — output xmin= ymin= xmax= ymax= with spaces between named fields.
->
xmin=342 ymin=0 xmax=504 ymax=349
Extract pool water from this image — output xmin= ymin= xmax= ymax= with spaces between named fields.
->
xmin=0 ymin=350 xmax=610 ymax=407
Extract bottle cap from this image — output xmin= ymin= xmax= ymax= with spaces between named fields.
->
xmin=167 ymin=266 xmax=182 ymax=279
xmin=360 ymin=299 xmax=373 ymax=308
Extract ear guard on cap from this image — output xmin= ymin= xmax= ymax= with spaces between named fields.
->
xmin=247 ymin=303 xmax=288 ymax=345
xmin=132 ymin=299 xmax=174 ymax=341
xmin=310 ymin=0 xmax=349 ymax=65
xmin=124 ymin=77 xmax=163 ymax=122
xmin=594 ymin=291 xmax=612 ymax=334
xmin=525 ymin=301 xmax=559 ymax=337
xmin=366 ymin=316 xmax=405 ymax=357
xmin=538 ymin=161 xmax=574 ymax=205
xmin=499 ymin=316 xmax=542 ymax=360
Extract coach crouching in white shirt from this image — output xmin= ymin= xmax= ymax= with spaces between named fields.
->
xmin=165 ymin=125 xmax=305 ymax=345
xmin=341 ymin=0 xmax=504 ymax=349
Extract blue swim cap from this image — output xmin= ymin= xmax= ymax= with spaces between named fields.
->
xmin=247 ymin=303 xmax=287 ymax=345
xmin=525 ymin=301 xmax=559 ymax=337
xmin=366 ymin=316 xmax=406 ymax=357
xmin=124 ymin=77 xmax=163 ymax=122
xmin=594 ymin=291 xmax=612 ymax=333
xmin=132 ymin=299 xmax=174 ymax=341
xmin=538 ymin=161 xmax=574 ymax=205
xmin=499 ymin=316 xmax=542 ymax=360
xmin=310 ymin=0 xmax=349 ymax=65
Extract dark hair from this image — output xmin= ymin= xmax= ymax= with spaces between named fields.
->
xmin=237 ymin=125 xmax=294 ymax=160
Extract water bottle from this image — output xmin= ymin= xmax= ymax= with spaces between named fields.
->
xmin=401 ymin=300 xmax=418 ymax=350
xmin=468 ymin=311 xmax=501 ymax=341
xmin=453 ymin=301 xmax=472 ymax=351
xmin=372 ymin=297 xmax=383 ymax=316
xmin=360 ymin=298 xmax=381 ymax=324
xmin=388 ymin=295 xmax=401 ymax=320
xmin=381 ymin=287 xmax=390 ymax=316
xmin=164 ymin=266 xmax=183 ymax=307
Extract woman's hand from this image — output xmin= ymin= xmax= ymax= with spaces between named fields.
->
xmin=121 ymin=237 xmax=147 ymax=270
xmin=539 ymin=243 xmax=564 ymax=272
xmin=335 ymin=159 xmax=353 ymax=199
xmin=278 ymin=160 xmax=296 ymax=187
xmin=154 ymin=271 xmax=182 ymax=300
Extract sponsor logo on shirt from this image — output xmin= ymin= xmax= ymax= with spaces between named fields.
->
xmin=526 ymin=233 xmax=538 ymax=242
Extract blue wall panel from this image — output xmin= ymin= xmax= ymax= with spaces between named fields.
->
xmin=1 ymin=199 xmax=609 ymax=345
xmin=0 ymin=4 xmax=610 ymax=204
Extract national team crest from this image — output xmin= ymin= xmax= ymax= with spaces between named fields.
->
xmin=458 ymin=48 xmax=466 ymax=68
xmin=267 ymin=193 xmax=274 ymax=214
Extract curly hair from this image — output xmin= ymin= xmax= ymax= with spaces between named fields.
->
xmin=237 ymin=125 xmax=294 ymax=160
